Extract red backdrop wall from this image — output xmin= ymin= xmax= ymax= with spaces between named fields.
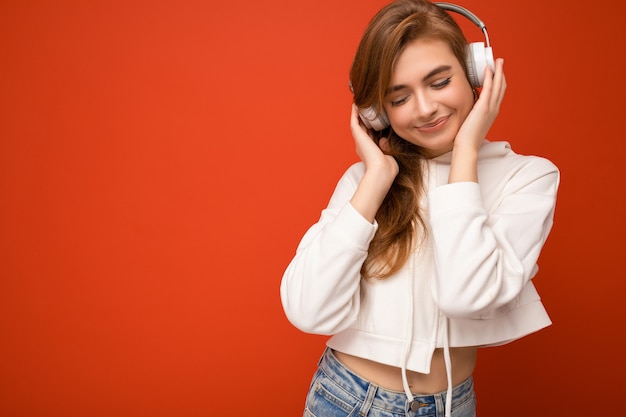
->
xmin=1 ymin=0 xmax=624 ymax=416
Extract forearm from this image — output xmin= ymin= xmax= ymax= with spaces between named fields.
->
xmin=281 ymin=202 xmax=375 ymax=334
xmin=429 ymin=164 xmax=559 ymax=318
xmin=448 ymin=142 xmax=479 ymax=183
xmin=350 ymin=167 xmax=395 ymax=223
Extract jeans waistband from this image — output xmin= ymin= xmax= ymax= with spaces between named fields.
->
xmin=318 ymin=347 xmax=474 ymax=414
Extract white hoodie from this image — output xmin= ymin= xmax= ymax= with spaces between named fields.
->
xmin=280 ymin=140 xmax=559 ymax=414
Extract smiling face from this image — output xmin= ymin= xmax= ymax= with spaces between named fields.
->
xmin=384 ymin=38 xmax=474 ymax=158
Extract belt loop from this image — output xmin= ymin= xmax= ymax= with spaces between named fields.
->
xmin=434 ymin=393 xmax=445 ymax=417
xmin=358 ymin=383 xmax=378 ymax=416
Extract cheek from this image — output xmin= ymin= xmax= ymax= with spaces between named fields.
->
xmin=386 ymin=106 xmax=413 ymax=128
xmin=444 ymin=86 xmax=472 ymax=104
xmin=443 ymin=88 xmax=474 ymax=119
xmin=459 ymin=97 xmax=475 ymax=122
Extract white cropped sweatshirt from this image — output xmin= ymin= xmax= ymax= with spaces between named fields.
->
xmin=280 ymin=140 xmax=559 ymax=416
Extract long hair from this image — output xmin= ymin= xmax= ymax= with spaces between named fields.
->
xmin=350 ymin=0 xmax=470 ymax=279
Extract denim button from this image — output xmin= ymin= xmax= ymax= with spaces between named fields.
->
xmin=409 ymin=400 xmax=428 ymax=411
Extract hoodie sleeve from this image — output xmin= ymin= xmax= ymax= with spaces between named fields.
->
xmin=280 ymin=163 xmax=377 ymax=335
xmin=428 ymin=156 xmax=560 ymax=318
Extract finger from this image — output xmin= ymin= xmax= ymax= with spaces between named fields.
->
xmin=485 ymin=64 xmax=498 ymax=105
xmin=474 ymin=65 xmax=494 ymax=108
xmin=489 ymin=59 xmax=505 ymax=103
xmin=351 ymin=106 xmax=368 ymax=145
xmin=350 ymin=104 xmax=360 ymax=130
xmin=496 ymin=73 xmax=506 ymax=108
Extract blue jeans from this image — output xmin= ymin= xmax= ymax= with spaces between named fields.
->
xmin=303 ymin=348 xmax=476 ymax=417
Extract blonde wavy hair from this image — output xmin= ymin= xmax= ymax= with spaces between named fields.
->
xmin=349 ymin=0 xmax=471 ymax=279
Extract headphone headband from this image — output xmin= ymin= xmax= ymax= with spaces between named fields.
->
xmin=434 ymin=2 xmax=490 ymax=47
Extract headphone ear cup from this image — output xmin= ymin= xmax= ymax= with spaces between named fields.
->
xmin=359 ymin=106 xmax=390 ymax=131
xmin=465 ymin=42 xmax=494 ymax=88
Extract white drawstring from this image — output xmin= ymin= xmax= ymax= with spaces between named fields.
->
xmin=401 ymin=257 xmax=415 ymax=404
xmin=442 ymin=316 xmax=453 ymax=417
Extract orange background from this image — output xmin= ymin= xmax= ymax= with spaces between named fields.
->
xmin=1 ymin=0 xmax=624 ymax=416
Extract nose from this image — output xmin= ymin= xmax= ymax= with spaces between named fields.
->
xmin=413 ymin=90 xmax=437 ymax=119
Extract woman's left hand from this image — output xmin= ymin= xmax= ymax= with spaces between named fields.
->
xmin=453 ymin=58 xmax=507 ymax=154
xmin=448 ymin=58 xmax=506 ymax=183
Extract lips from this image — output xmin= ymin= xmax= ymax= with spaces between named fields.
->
xmin=417 ymin=116 xmax=449 ymax=132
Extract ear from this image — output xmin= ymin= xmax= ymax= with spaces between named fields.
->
xmin=379 ymin=137 xmax=391 ymax=153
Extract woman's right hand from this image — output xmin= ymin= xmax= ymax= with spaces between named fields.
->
xmin=349 ymin=104 xmax=399 ymax=223
xmin=350 ymin=104 xmax=399 ymax=184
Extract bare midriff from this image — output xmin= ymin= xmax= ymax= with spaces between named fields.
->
xmin=333 ymin=347 xmax=477 ymax=394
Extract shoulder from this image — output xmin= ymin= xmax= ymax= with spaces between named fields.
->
xmin=475 ymin=141 xmax=560 ymax=200
xmin=335 ymin=161 xmax=366 ymax=189
xmin=323 ymin=162 xmax=366 ymax=208
xmin=344 ymin=161 xmax=365 ymax=178
xmin=480 ymin=141 xmax=559 ymax=178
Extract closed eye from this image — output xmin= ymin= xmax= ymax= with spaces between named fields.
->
xmin=432 ymin=77 xmax=452 ymax=89
xmin=388 ymin=76 xmax=452 ymax=105
xmin=390 ymin=96 xmax=409 ymax=106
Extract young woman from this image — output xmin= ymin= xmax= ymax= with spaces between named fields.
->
xmin=280 ymin=1 xmax=559 ymax=416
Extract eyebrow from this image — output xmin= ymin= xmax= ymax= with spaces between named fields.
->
xmin=385 ymin=65 xmax=453 ymax=95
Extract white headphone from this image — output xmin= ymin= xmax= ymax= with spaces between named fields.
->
xmin=358 ymin=2 xmax=495 ymax=131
